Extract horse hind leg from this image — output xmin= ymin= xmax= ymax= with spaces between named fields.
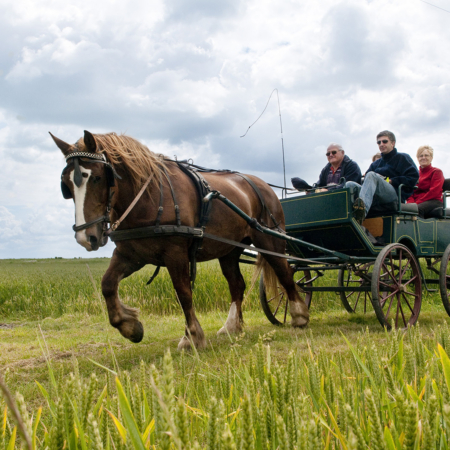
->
xmin=217 ymin=247 xmax=246 ymax=335
xmin=258 ymin=254 xmax=309 ymax=328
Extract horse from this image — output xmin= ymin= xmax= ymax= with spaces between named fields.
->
xmin=51 ymin=130 xmax=309 ymax=349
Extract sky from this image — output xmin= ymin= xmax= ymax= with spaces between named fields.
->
xmin=1 ymin=0 xmax=450 ymax=259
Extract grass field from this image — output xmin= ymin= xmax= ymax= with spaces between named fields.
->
xmin=2 ymin=258 xmax=450 ymax=449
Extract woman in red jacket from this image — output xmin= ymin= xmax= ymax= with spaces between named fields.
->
xmin=407 ymin=145 xmax=444 ymax=218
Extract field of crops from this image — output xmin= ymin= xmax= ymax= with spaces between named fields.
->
xmin=2 ymin=258 xmax=450 ymax=449
xmin=0 ymin=257 xmax=362 ymax=321
xmin=0 ymin=258 xmax=240 ymax=319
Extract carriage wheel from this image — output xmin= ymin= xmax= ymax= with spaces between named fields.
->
xmin=371 ymin=243 xmax=422 ymax=330
xmin=338 ymin=263 xmax=374 ymax=313
xmin=259 ymin=269 xmax=312 ymax=326
xmin=439 ymin=244 xmax=450 ymax=316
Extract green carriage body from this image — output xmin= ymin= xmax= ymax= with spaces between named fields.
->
xmin=252 ymin=186 xmax=450 ymax=329
xmin=281 ymin=187 xmax=450 ymax=260
xmin=211 ymin=179 xmax=450 ymax=329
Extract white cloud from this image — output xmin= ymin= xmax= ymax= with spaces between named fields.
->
xmin=1 ymin=0 xmax=450 ymax=257
xmin=142 ymin=138 xmax=221 ymax=166
xmin=0 ymin=207 xmax=23 ymax=241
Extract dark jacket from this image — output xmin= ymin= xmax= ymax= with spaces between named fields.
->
xmin=366 ymin=148 xmax=419 ymax=202
xmin=316 ymin=155 xmax=362 ymax=188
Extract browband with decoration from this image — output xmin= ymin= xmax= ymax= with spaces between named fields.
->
xmin=65 ymin=151 xmax=122 ymax=182
xmin=66 ymin=151 xmax=107 ymax=161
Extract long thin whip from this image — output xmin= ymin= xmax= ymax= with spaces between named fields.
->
xmin=240 ymin=89 xmax=287 ymax=190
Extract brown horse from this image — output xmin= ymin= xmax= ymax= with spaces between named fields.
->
xmin=51 ymin=130 xmax=309 ymax=349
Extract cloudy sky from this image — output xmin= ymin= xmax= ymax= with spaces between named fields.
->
xmin=1 ymin=0 xmax=450 ymax=258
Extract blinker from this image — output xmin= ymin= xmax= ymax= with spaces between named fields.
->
xmin=61 ymin=181 xmax=72 ymax=199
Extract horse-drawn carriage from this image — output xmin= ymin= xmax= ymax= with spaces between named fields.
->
xmin=53 ymin=130 xmax=450 ymax=349
xmin=259 ymin=182 xmax=450 ymax=329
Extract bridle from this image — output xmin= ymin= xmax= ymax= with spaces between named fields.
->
xmin=61 ymin=151 xmax=121 ymax=234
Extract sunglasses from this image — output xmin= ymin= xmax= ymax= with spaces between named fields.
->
xmin=377 ymin=139 xmax=389 ymax=145
xmin=326 ymin=151 xmax=338 ymax=156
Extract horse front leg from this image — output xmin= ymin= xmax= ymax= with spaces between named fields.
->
xmin=165 ymin=254 xmax=206 ymax=350
xmin=102 ymin=250 xmax=145 ymax=343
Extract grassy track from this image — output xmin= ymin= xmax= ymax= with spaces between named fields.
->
xmin=2 ymin=258 xmax=450 ymax=448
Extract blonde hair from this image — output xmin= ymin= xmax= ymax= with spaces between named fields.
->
xmin=372 ymin=152 xmax=381 ymax=162
xmin=416 ymin=145 xmax=434 ymax=159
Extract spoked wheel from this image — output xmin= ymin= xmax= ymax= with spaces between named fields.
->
xmin=338 ymin=263 xmax=374 ymax=313
xmin=371 ymin=243 xmax=422 ymax=329
xmin=439 ymin=244 xmax=450 ymax=316
xmin=259 ymin=269 xmax=312 ymax=326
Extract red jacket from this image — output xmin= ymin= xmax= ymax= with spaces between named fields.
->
xmin=407 ymin=165 xmax=444 ymax=204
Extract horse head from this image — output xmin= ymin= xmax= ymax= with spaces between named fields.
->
xmin=51 ymin=130 xmax=117 ymax=251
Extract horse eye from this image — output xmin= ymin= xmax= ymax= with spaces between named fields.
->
xmin=82 ymin=173 xmax=89 ymax=178
xmin=92 ymin=176 xmax=102 ymax=184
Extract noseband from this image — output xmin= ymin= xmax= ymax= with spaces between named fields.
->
xmin=61 ymin=151 xmax=121 ymax=233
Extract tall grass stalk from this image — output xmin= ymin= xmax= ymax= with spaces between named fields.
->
xmin=4 ymin=315 xmax=450 ymax=447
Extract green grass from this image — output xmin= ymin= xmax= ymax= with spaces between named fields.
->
xmin=2 ymin=258 xmax=450 ymax=448
xmin=2 ymin=312 xmax=450 ymax=448
xmin=1 ymin=258 xmax=447 ymax=320
xmin=0 ymin=258 xmax=258 ymax=319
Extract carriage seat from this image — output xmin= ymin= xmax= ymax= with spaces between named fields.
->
xmin=400 ymin=203 xmax=419 ymax=214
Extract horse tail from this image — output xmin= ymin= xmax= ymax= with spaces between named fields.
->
xmin=253 ymin=254 xmax=282 ymax=299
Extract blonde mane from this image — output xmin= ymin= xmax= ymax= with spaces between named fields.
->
xmin=77 ymin=133 xmax=167 ymax=194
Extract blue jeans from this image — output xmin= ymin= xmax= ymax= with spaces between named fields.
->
xmin=346 ymin=172 xmax=398 ymax=215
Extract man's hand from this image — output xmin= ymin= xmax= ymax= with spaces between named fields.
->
xmin=315 ymin=188 xmax=328 ymax=193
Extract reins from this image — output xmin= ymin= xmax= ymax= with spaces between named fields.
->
xmin=106 ymin=172 xmax=155 ymax=235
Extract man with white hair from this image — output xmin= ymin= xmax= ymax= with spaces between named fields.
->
xmin=292 ymin=143 xmax=362 ymax=191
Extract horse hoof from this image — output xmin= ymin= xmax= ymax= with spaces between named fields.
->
xmin=178 ymin=336 xmax=194 ymax=351
xmin=289 ymin=301 xmax=309 ymax=328
xmin=177 ymin=335 xmax=206 ymax=351
xmin=130 ymin=322 xmax=144 ymax=343
xmin=120 ymin=320 xmax=144 ymax=343
xmin=291 ymin=316 xmax=309 ymax=328
xmin=217 ymin=324 xmax=241 ymax=335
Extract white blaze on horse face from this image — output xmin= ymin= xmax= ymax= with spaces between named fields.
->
xmin=70 ymin=168 xmax=92 ymax=250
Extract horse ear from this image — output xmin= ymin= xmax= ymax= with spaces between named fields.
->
xmin=49 ymin=132 xmax=72 ymax=156
xmin=84 ymin=130 xmax=97 ymax=153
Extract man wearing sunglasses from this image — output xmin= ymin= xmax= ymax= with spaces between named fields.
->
xmin=292 ymin=143 xmax=362 ymax=191
xmin=351 ymin=130 xmax=419 ymax=224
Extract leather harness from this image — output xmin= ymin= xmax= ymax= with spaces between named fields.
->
xmin=62 ymin=154 xmax=288 ymax=286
